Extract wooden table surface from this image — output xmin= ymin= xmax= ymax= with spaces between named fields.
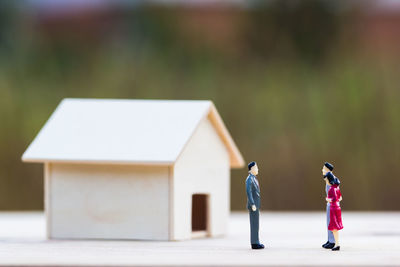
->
xmin=0 ymin=211 xmax=399 ymax=266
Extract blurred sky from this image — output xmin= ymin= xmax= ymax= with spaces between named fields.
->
xmin=0 ymin=0 xmax=399 ymax=211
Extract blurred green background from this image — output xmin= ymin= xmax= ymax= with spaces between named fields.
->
xmin=1 ymin=0 xmax=399 ymax=211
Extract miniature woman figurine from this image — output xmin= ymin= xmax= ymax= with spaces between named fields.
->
xmin=322 ymin=162 xmax=343 ymax=251
xmin=246 ymin=161 xmax=264 ymax=249
xmin=321 ymin=162 xmax=335 ymax=249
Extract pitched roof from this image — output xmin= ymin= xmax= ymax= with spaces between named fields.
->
xmin=22 ymin=99 xmax=244 ymax=168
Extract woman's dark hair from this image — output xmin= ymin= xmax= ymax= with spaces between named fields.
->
xmin=326 ymin=172 xmax=340 ymax=185
xmin=248 ymin=161 xmax=257 ymax=171
xmin=324 ymin=162 xmax=334 ymax=171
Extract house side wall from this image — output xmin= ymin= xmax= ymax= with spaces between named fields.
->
xmin=44 ymin=162 xmax=52 ymax=238
xmin=49 ymin=163 xmax=169 ymax=240
xmin=173 ymin=117 xmax=230 ymax=240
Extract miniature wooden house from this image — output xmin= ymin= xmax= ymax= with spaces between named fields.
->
xmin=22 ymin=99 xmax=244 ymax=240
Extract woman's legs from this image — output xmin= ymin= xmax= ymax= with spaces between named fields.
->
xmin=331 ymin=230 xmax=340 ymax=250
xmin=332 ymin=230 xmax=339 ymax=246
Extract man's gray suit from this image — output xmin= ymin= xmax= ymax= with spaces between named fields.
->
xmin=246 ymin=173 xmax=261 ymax=245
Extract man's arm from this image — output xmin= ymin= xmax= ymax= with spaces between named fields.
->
xmin=246 ymin=178 xmax=256 ymax=211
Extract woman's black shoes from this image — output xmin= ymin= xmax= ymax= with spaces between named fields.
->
xmin=332 ymin=246 xmax=341 ymax=251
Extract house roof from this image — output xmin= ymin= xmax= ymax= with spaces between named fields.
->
xmin=22 ymin=99 xmax=244 ymax=168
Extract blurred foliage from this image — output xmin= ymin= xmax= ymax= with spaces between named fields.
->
xmin=0 ymin=0 xmax=399 ymax=210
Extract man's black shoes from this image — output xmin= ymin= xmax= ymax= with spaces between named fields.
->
xmin=251 ymin=243 xmax=265 ymax=249
xmin=323 ymin=242 xmax=335 ymax=249
xmin=332 ymin=246 xmax=340 ymax=251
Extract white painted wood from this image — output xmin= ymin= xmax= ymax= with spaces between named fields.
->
xmin=173 ymin=117 xmax=230 ymax=240
xmin=44 ymin=162 xmax=52 ymax=238
xmin=191 ymin=230 xmax=207 ymax=238
xmin=21 ymin=99 xmax=245 ymax=241
xmin=49 ymin=163 xmax=170 ymax=240
xmin=168 ymin=165 xmax=174 ymax=240
xmin=21 ymin=99 xmax=244 ymax=168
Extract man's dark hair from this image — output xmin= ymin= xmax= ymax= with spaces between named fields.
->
xmin=324 ymin=162 xmax=334 ymax=171
xmin=248 ymin=161 xmax=257 ymax=171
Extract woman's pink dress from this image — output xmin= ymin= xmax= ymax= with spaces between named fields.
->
xmin=327 ymin=184 xmax=343 ymax=231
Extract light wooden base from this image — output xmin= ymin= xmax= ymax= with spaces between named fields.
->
xmin=0 ymin=211 xmax=399 ymax=266
xmin=191 ymin=230 xmax=208 ymax=239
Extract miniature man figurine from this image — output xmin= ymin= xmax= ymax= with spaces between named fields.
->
xmin=246 ymin=161 xmax=264 ymax=249
xmin=322 ymin=162 xmax=343 ymax=251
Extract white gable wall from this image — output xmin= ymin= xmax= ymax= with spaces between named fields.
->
xmin=172 ymin=116 xmax=230 ymax=240
xmin=47 ymin=163 xmax=170 ymax=240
